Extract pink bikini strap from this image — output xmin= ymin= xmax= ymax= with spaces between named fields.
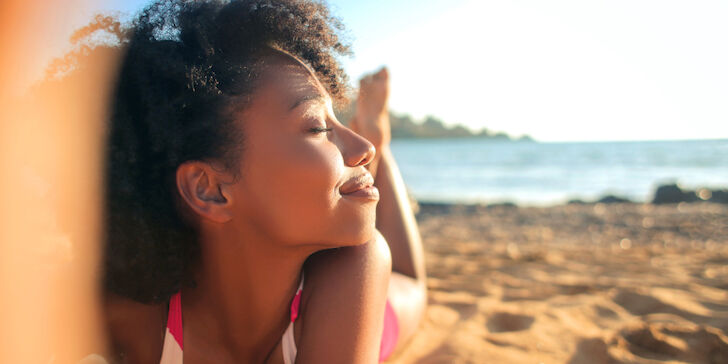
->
xmin=289 ymin=275 xmax=304 ymax=322
xmin=166 ymin=292 xmax=184 ymax=349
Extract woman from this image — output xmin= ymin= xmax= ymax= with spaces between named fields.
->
xmin=101 ymin=0 xmax=426 ymax=363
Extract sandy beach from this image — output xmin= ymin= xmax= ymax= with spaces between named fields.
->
xmin=391 ymin=201 xmax=728 ymax=364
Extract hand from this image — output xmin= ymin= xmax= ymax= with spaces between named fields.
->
xmin=349 ymin=67 xmax=391 ymax=153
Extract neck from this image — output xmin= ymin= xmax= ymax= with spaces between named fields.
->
xmin=181 ymin=224 xmax=318 ymax=363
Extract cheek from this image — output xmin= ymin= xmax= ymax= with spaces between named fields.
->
xmin=239 ymin=136 xmax=345 ymax=242
xmin=267 ymin=139 xmax=377 ymax=245
xmin=278 ymin=141 xmax=342 ymax=212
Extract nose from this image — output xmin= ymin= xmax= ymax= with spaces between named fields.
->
xmin=338 ymin=125 xmax=376 ymax=167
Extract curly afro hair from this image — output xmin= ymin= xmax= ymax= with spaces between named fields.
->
xmin=103 ymin=0 xmax=351 ymax=303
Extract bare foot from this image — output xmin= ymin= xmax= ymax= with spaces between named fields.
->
xmin=349 ymin=67 xmax=391 ymax=153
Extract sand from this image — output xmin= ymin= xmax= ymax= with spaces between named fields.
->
xmin=390 ymin=202 xmax=728 ymax=364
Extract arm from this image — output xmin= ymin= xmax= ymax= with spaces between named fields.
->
xmin=374 ymin=147 xmax=426 ymax=281
xmin=374 ymin=143 xmax=427 ymax=357
xmin=102 ymin=295 xmax=166 ymax=364
xmin=297 ymin=237 xmax=392 ymax=364
xmin=350 ymin=68 xmax=427 ymax=356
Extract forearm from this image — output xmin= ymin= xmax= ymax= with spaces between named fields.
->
xmin=373 ymin=147 xmax=426 ymax=282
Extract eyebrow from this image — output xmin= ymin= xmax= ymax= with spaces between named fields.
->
xmin=289 ymin=94 xmax=326 ymax=111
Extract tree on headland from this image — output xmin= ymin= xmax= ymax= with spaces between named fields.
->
xmin=336 ymin=102 xmax=533 ymax=141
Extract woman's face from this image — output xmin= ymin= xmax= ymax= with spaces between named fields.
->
xmin=225 ymin=52 xmax=378 ymax=248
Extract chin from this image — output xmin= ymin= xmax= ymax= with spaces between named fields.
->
xmin=353 ymin=225 xmax=377 ymax=246
xmin=313 ymin=203 xmax=377 ymax=247
xmin=353 ymin=209 xmax=377 ymax=244
xmin=331 ymin=218 xmax=375 ymax=247
xmin=331 ymin=215 xmax=377 ymax=247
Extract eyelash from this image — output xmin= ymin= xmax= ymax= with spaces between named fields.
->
xmin=309 ymin=127 xmax=333 ymax=134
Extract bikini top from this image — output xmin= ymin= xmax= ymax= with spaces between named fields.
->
xmin=158 ymin=276 xmax=399 ymax=363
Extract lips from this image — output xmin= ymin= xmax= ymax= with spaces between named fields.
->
xmin=340 ymin=173 xmax=379 ymax=200
xmin=340 ymin=173 xmax=374 ymax=194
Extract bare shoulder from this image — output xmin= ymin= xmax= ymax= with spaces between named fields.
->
xmin=296 ymin=233 xmax=392 ymax=363
xmin=103 ymin=294 xmax=167 ymax=364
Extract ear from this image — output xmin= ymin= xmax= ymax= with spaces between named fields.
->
xmin=176 ymin=161 xmax=234 ymax=224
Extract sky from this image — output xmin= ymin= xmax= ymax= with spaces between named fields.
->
xmin=35 ymin=0 xmax=728 ymax=141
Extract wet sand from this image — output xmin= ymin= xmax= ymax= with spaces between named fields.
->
xmin=391 ymin=202 xmax=728 ymax=364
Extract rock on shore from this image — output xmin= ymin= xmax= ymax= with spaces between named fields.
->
xmin=653 ymin=183 xmax=728 ymax=205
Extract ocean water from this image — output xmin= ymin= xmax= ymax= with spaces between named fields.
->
xmin=389 ymin=139 xmax=728 ymax=205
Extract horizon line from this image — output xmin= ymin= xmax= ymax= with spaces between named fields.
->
xmin=392 ymin=136 xmax=728 ymax=143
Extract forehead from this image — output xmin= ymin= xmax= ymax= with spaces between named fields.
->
xmin=255 ymin=49 xmax=330 ymax=102
xmin=233 ymin=49 xmax=334 ymax=137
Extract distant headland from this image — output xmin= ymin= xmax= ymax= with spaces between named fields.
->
xmin=336 ymin=105 xmax=533 ymax=141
